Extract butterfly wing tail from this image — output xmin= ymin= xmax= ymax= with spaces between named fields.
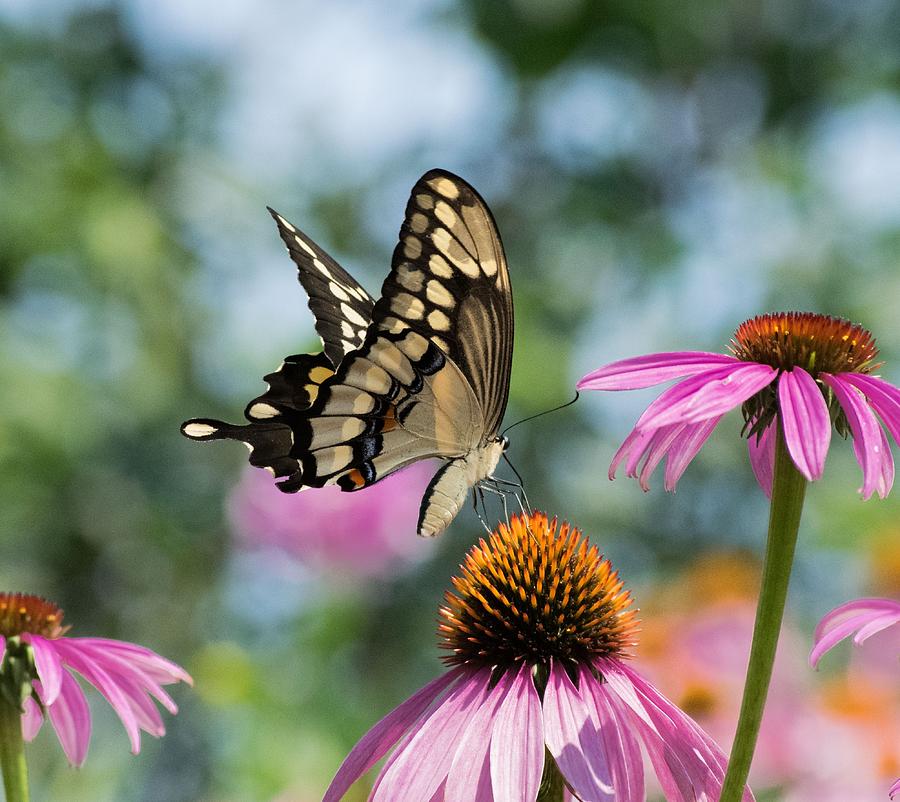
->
xmin=180 ymin=418 xmax=304 ymax=490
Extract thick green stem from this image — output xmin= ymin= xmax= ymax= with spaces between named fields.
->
xmin=720 ymin=427 xmax=807 ymax=801
xmin=536 ymin=750 xmax=566 ymax=802
xmin=0 ymin=695 xmax=29 ymax=802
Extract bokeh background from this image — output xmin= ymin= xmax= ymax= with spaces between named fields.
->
xmin=1 ymin=0 xmax=898 ymax=799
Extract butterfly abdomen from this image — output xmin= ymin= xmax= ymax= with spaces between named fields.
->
xmin=417 ymin=441 xmax=506 ymax=537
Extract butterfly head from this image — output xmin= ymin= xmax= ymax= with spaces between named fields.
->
xmin=497 ymin=434 xmax=510 ymax=452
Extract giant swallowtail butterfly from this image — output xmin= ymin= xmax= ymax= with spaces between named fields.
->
xmin=182 ymin=169 xmax=514 ymax=537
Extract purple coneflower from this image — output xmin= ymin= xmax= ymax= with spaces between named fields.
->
xmin=577 ymin=312 xmax=900 ymax=498
xmin=810 ymin=597 xmax=900 ymax=799
xmin=0 ymin=592 xmax=191 ymax=775
xmin=323 ymin=512 xmax=752 ymax=802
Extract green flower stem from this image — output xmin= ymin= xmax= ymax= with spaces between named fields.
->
xmin=720 ymin=426 xmax=807 ymax=802
xmin=0 ymin=695 xmax=29 ymax=802
xmin=537 ymin=750 xmax=566 ymax=802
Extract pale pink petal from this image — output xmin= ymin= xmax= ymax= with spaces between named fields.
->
xmin=489 ymin=663 xmax=544 ymax=802
xmin=777 ymin=368 xmax=831 ymax=481
xmin=48 ymin=670 xmax=92 ymax=766
xmin=371 ymin=669 xmax=490 ymax=802
xmin=747 ymin=421 xmax=776 ymax=498
xmin=586 ymin=682 xmax=645 ymax=802
xmin=444 ymin=671 xmax=514 ymax=802
xmin=822 ymin=373 xmax=892 ymax=498
xmin=52 ymin=641 xmax=143 ymax=754
xmin=838 ymin=374 xmax=900 ymax=446
xmin=635 ymin=364 xmax=776 ymax=430
xmin=663 ymin=415 xmax=723 ymax=491
xmin=577 ymin=352 xmax=740 ymax=391
xmin=23 ymin=634 xmax=64 ymax=705
xmin=543 ymin=662 xmax=614 ymax=802
xmin=890 ymin=776 xmax=899 ymax=798
xmin=322 ymin=669 xmax=463 ymax=802
xmin=810 ymin=598 xmax=900 ymax=668
xmin=21 ymin=695 xmax=43 ymax=741
xmin=0 ymin=635 xmax=5 ymax=665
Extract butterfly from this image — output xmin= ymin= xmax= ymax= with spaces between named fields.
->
xmin=182 ymin=169 xmax=514 ymax=537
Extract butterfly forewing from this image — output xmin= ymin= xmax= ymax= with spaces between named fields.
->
xmin=268 ymin=208 xmax=375 ymax=365
xmin=375 ymin=170 xmax=513 ymax=436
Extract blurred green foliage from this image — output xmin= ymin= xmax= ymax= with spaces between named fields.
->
xmin=0 ymin=0 xmax=897 ymax=799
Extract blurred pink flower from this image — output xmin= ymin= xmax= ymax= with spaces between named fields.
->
xmin=0 ymin=593 xmax=191 ymax=767
xmin=810 ymin=597 xmax=900 ymax=799
xmin=634 ymin=559 xmax=900 ymax=800
xmin=577 ymin=312 xmax=900 ymax=497
xmin=227 ymin=461 xmax=438 ymax=578
xmin=324 ymin=513 xmax=751 ymax=802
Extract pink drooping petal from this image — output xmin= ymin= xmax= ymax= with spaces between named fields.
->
xmin=53 ymin=640 xmax=151 ymax=754
xmin=114 ymin=675 xmax=168 ymax=737
xmin=577 ymin=352 xmax=740 ymax=391
xmin=838 ymin=373 xmax=900 ymax=446
xmin=489 ymin=663 xmax=544 ymax=802
xmin=322 ymin=669 xmax=463 ymax=802
xmin=21 ymin=695 xmax=43 ymax=741
xmin=71 ymin=638 xmax=192 ymax=685
xmin=48 ymin=670 xmax=92 ymax=766
xmin=623 ymin=665 xmax=753 ymax=802
xmin=0 ymin=635 xmax=4 ymax=665
xmin=371 ymin=669 xmax=490 ymax=802
xmin=636 ymin=425 xmax=687 ymax=492
xmin=635 ymin=363 xmax=777 ymax=430
xmin=543 ymin=661 xmax=614 ymax=802
xmin=444 ymin=670 xmax=514 ymax=802
xmin=777 ymin=368 xmax=831 ymax=481
xmin=599 ymin=659 xmax=752 ymax=802
xmin=747 ymin=421 xmax=776 ymax=498
xmin=822 ymin=373 xmax=890 ymax=499
xmin=854 ymin=425 xmax=894 ymax=498
xmin=663 ymin=415 xmax=723 ymax=491
xmin=586 ymin=682 xmax=645 ymax=802
xmin=609 ymin=426 xmax=656 ymax=482
xmin=810 ymin=598 xmax=900 ymax=668
xmin=24 ymin=635 xmax=64 ymax=705
xmin=71 ymin=641 xmax=179 ymax=714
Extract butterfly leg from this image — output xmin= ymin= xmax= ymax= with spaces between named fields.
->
xmin=472 ymin=486 xmax=492 ymax=534
xmin=478 ymin=481 xmax=512 ymax=528
xmin=500 ymin=453 xmax=532 ymax=513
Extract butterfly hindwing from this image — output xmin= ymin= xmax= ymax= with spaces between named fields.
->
xmin=268 ymin=208 xmax=375 ymax=365
xmin=290 ymin=327 xmax=484 ymax=492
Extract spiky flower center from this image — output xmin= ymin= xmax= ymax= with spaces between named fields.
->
xmin=0 ymin=593 xmax=67 ymax=639
xmin=438 ymin=512 xmax=638 ymax=669
xmin=730 ymin=312 xmax=879 ymax=376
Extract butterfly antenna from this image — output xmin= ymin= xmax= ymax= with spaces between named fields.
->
xmin=501 ymin=392 xmax=580 ymax=438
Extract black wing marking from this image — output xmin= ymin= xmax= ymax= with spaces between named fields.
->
xmin=268 ymin=208 xmax=375 ymax=365
xmin=372 ymin=169 xmax=513 ymax=438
